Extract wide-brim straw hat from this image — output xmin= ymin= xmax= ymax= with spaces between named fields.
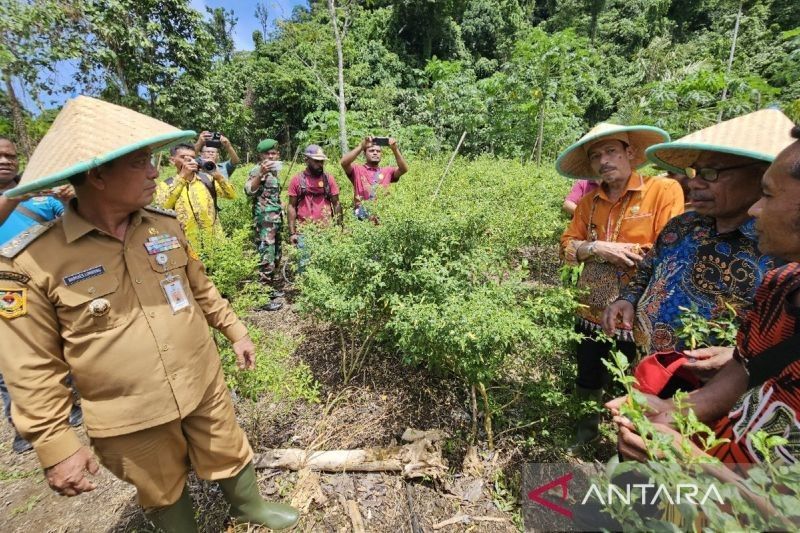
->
xmin=556 ymin=123 xmax=670 ymax=180
xmin=646 ymin=109 xmax=796 ymax=173
xmin=6 ymin=96 xmax=194 ymax=198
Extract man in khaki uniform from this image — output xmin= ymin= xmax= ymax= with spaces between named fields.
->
xmin=0 ymin=96 xmax=298 ymax=532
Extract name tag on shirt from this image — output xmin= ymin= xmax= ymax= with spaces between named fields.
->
xmin=160 ymin=276 xmax=190 ymax=314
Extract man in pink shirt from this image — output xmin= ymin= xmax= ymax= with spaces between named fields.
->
xmin=287 ymin=144 xmax=343 ymax=244
xmin=562 ymin=179 xmax=599 ymax=215
xmin=340 ymin=136 xmax=409 ymax=220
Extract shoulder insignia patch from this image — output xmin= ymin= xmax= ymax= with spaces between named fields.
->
xmin=0 ymin=271 xmax=30 ymax=284
xmin=0 ymin=288 xmax=27 ymax=319
xmin=144 ymin=205 xmax=178 ymax=218
xmin=0 ymin=221 xmax=56 ymax=259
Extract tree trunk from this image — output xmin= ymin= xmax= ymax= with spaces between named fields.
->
xmin=328 ymin=0 xmax=348 ymax=154
xmin=718 ymin=0 xmax=743 ymax=123
xmin=3 ymin=73 xmax=32 ymax=159
xmin=534 ymin=96 xmax=546 ymax=165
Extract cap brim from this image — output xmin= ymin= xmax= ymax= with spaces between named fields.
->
xmin=555 ymin=125 xmax=670 ymax=180
xmin=646 ymin=142 xmax=777 ymax=174
xmin=5 ymin=130 xmax=195 ymax=198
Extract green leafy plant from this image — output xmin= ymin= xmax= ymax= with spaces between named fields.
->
xmin=676 ymin=303 xmax=739 ymax=350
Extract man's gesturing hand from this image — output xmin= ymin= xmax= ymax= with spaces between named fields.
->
xmin=233 ymin=336 xmax=257 ymax=370
xmin=592 ymin=241 xmax=643 ymax=267
xmin=602 ymin=300 xmax=634 ymax=335
xmin=45 ymin=446 xmax=100 ymax=497
xmin=683 ymin=346 xmax=735 ymax=382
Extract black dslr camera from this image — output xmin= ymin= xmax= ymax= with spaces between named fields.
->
xmin=205 ymin=131 xmax=222 ymax=148
xmin=196 ymin=157 xmax=216 ymax=172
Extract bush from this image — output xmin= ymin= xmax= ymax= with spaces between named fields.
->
xmin=295 ymin=158 xmax=579 ymax=445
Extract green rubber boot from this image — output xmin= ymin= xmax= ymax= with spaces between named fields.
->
xmin=218 ymin=462 xmax=299 ymax=530
xmin=567 ymin=386 xmax=604 ymax=453
xmin=145 ymin=485 xmax=198 ymax=533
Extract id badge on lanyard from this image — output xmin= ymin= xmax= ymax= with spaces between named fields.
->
xmin=155 ymin=252 xmax=190 ymax=314
xmin=160 ymin=275 xmax=190 ymax=313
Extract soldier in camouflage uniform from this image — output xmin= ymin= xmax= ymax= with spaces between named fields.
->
xmin=245 ymin=139 xmax=284 ymax=311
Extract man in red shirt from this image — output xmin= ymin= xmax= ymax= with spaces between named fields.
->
xmin=340 ymin=136 xmax=409 ymax=220
xmin=609 ymin=124 xmax=800 ymax=470
xmin=287 ymin=144 xmax=342 ymax=244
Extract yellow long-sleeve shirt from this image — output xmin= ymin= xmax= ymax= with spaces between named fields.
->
xmin=154 ymin=174 xmax=236 ymax=253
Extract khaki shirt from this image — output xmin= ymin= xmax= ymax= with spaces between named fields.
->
xmin=0 ymin=203 xmax=248 ymax=468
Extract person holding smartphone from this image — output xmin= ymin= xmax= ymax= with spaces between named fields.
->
xmin=340 ymin=135 xmax=409 ymax=220
xmin=245 ymin=139 xmax=284 ymax=310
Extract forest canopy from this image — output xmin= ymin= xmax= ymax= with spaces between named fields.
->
xmin=2 ymin=0 xmax=798 ymax=161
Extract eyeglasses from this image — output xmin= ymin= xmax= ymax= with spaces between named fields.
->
xmin=684 ymin=161 xmax=762 ymax=182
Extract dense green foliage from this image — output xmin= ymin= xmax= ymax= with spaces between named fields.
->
xmin=3 ymin=0 xmax=798 ymax=162
xmin=294 ymin=158 xmax=580 ymax=442
xmin=154 ymin=164 xmax=321 ymax=404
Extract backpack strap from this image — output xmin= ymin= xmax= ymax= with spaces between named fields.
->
xmin=196 ymin=172 xmax=220 ymax=211
xmin=746 ymin=333 xmax=800 ymax=389
xmin=296 ymin=172 xmax=333 ymax=203
xmin=322 ymin=173 xmax=332 ymax=200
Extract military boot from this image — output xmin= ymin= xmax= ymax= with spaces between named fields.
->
xmin=567 ymin=386 xmax=604 ymax=454
xmin=218 ymin=462 xmax=299 ymax=530
xmin=145 ymin=485 xmax=198 ymax=533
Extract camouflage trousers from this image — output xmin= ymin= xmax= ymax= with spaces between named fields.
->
xmin=255 ymin=211 xmax=282 ymax=282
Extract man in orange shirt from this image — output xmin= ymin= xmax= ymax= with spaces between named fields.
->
xmin=558 ymin=123 xmax=684 ymax=448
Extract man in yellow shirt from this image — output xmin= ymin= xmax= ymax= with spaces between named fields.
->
xmin=155 ymin=143 xmax=236 ymax=253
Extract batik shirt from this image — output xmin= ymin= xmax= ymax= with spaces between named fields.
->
xmin=619 ymin=211 xmax=775 ymax=353
xmin=710 ymin=263 xmax=800 ymax=466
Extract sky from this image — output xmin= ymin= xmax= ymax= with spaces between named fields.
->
xmin=190 ymin=0 xmax=307 ymax=51
xmin=19 ymin=0 xmax=307 ymax=113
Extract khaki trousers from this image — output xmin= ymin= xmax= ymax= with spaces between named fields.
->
xmin=91 ymin=371 xmax=253 ymax=508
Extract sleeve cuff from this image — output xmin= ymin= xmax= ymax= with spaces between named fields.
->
xmin=35 ymin=428 xmax=82 ymax=469
xmin=222 ymin=321 xmax=249 ymax=344
xmin=618 ymin=293 xmax=640 ymax=305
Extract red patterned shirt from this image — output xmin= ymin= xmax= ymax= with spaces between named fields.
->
xmin=710 ymin=263 xmax=800 ymax=465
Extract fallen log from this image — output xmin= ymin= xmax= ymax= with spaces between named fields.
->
xmin=253 ymin=429 xmax=448 ymax=479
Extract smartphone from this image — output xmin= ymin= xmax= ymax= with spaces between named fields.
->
xmin=371 ymin=137 xmax=390 ymax=146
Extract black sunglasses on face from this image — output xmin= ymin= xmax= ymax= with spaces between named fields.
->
xmin=684 ymin=161 xmax=762 ymax=182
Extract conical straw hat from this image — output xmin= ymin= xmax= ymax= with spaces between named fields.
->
xmin=6 ymin=96 xmax=194 ymax=198
xmin=555 ymin=123 xmax=669 ymax=180
xmin=646 ymin=109 xmax=795 ymax=173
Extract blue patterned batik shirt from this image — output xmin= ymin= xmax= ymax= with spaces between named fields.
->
xmin=618 ymin=211 xmax=776 ymax=354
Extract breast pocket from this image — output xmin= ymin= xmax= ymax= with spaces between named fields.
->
xmin=146 ymin=247 xmax=189 ymax=274
xmin=621 ymin=213 xmax=655 ymax=243
xmin=55 ymin=273 xmax=124 ymax=334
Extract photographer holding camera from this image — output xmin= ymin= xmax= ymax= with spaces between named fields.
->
xmin=245 ymin=139 xmax=284 ymax=311
xmin=340 ymin=136 xmax=408 ymax=220
xmin=154 ymin=143 xmax=236 ymax=253
xmin=195 ymin=130 xmax=240 ymax=179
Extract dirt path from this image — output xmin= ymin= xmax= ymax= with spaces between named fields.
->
xmin=0 ymin=296 xmax=523 ymax=532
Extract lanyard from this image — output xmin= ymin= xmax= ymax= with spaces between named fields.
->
xmin=587 ymin=190 xmax=635 ymax=243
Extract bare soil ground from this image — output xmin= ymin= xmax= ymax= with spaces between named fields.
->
xmin=0 ymin=278 xmax=599 ymax=532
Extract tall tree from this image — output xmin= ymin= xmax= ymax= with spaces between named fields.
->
xmin=75 ymin=0 xmax=214 ymax=112
xmin=0 ymin=0 xmax=85 ymax=157
xmin=255 ymin=1 xmax=270 ymax=37
xmin=206 ymin=6 xmax=238 ymax=62
xmin=328 ymin=0 xmax=350 ymax=154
